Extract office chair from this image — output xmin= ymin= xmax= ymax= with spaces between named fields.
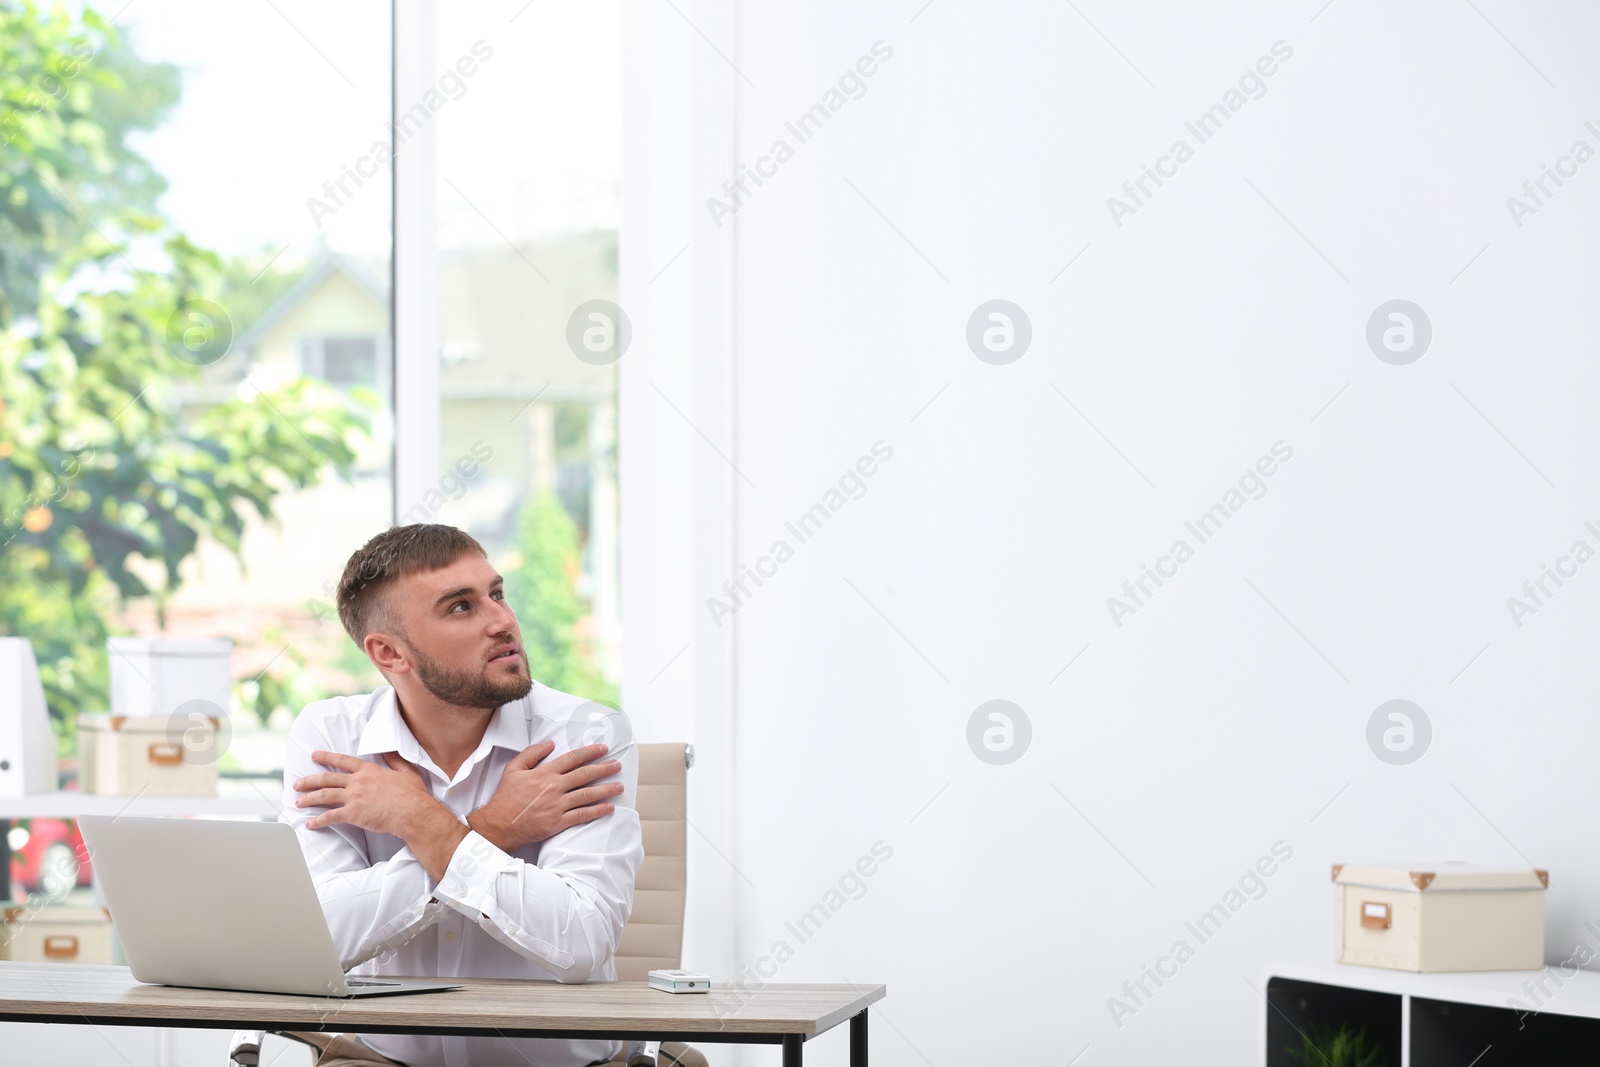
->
xmin=227 ymin=743 xmax=706 ymax=1067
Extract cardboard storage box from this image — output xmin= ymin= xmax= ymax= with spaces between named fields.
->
xmin=79 ymin=714 xmax=218 ymax=796
xmin=0 ymin=905 xmax=114 ymax=964
xmin=107 ymin=637 xmax=232 ymax=719
xmin=1334 ymin=861 xmax=1547 ymax=972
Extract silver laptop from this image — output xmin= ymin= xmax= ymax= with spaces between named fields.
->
xmin=78 ymin=815 xmax=461 ymax=998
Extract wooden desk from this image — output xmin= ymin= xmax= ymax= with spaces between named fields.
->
xmin=0 ymin=963 xmax=883 ymax=1065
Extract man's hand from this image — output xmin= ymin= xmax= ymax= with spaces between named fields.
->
xmin=295 ymin=751 xmax=468 ymax=881
xmin=295 ymin=751 xmax=442 ymax=836
xmin=466 ymin=741 xmax=624 ymax=852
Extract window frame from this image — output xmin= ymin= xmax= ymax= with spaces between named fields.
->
xmin=390 ymin=0 xmax=441 ymax=526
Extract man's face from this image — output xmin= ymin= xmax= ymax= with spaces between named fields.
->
xmin=387 ymin=552 xmax=532 ymax=710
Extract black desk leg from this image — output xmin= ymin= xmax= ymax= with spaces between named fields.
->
xmin=783 ymin=1033 xmax=803 ymax=1066
xmin=851 ymin=1009 xmax=868 ymax=1066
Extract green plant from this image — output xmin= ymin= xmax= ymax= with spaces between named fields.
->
xmin=0 ymin=0 xmax=372 ymax=740
xmin=504 ymin=490 xmax=616 ymax=707
xmin=1286 ymin=1022 xmax=1385 ymax=1067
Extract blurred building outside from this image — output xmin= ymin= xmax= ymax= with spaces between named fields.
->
xmin=109 ymin=234 xmax=621 ymax=778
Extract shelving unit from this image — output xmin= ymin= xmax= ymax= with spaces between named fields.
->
xmin=0 ymin=791 xmax=280 ymax=820
xmin=2 ymin=790 xmax=283 ymax=1067
xmin=3 ymin=788 xmax=279 ymax=903
xmin=4 ymin=788 xmax=280 ymax=909
xmin=1262 ymin=959 xmax=1600 ymax=1065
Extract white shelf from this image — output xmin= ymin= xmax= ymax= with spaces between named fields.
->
xmin=0 ymin=791 xmax=279 ymax=819
xmin=1265 ymin=957 xmax=1600 ymax=1020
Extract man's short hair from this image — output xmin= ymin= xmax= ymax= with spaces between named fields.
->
xmin=336 ymin=524 xmax=488 ymax=647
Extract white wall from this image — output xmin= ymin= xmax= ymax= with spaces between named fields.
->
xmin=621 ymin=1 xmax=1600 ymax=1063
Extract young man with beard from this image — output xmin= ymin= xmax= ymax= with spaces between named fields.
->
xmin=280 ymin=524 xmax=643 ymax=1067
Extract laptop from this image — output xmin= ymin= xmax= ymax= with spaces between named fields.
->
xmin=78 ymin=815 xmax=461 ymax=998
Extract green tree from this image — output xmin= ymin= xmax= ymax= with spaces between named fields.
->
xmin=506 ymin=491 xmax=616 ymax=706
xmin=0 ymin=0 xmax=372 ymax=746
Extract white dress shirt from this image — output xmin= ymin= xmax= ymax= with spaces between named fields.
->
xmin=280 ymin=683 xmax=644 ymax=1067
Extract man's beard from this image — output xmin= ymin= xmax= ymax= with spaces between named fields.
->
xmin=411 ymin=646 xmax=533 ymax=709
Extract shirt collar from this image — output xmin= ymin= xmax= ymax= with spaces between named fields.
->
xmin=482 ymin=694 xmax=535 ymax=753
xmin=355 ymin=686 xmax=535 ymax=761
xmin=355 ymin=688 xmax=408 ymax=757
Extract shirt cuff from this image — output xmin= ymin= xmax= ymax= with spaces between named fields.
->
xmin=433 ymin=829 xmax=515 ymax=917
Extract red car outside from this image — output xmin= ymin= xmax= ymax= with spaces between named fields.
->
xmin=7 ymin=818 xmax=93 ymax=900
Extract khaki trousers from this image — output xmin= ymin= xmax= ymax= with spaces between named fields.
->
xmin=294 ymin=1033 xmax=403 ymax=1067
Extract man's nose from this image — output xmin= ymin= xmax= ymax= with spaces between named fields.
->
xmin=488 ymin=596 xmax=517 ymax=629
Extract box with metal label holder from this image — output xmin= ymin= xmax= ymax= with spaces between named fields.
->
xmin=78 ymin=713 xmax=219 ymax=796
xmin=1333 ymin=861 xmax=1547 ymax=972
xmin=0 ymin=904 xmax=114 ymax=964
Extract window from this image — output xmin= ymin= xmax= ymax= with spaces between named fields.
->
xmin=0 ymin=0 xmax=627 ymax=907
xmin=0 ymin=0 xmax=393 ymax=893
xmin=319 ymin=338 xmax=380 ymax=388
xmin=428 ymin=2 xmax=624 ymax=704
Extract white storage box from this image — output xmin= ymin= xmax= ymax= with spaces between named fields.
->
xmin=78 ymin=714 xmax=218 ymax=796
xmin=0 ymin=904 xmax=114 ymax=964
xmin=1334 ymin=861 xmax=1547 ymax=972
xmin=107 ymin=637 xmax=232 ymax=719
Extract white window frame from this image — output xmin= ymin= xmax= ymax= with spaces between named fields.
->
xmin=391 ymin=0 xmax=440 ymax=527
xmin=384 ymin=0 xmax=743 ymax=1000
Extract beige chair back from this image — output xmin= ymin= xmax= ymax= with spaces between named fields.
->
xmin=614 ymin=742 xmax=690 ymax=981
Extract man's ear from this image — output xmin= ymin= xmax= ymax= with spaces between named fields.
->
xmin=364 ymin=631 xmax=411 ymax=677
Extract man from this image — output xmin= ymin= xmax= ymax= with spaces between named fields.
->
xmin=281 ymin=523 xmax=644 ymax=1067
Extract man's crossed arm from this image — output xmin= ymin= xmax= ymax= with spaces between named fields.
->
xmin=292 ymin=741 xmax=625 ymax=879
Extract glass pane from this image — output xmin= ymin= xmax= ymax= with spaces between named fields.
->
xmin=0 ymin=0 xmax=392 ymax=900
xmin=431 ymin=3 xmax=622 ymax=706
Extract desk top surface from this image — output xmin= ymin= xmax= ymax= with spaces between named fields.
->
xmin=0 ymin=964 xmax=885 ymax=1036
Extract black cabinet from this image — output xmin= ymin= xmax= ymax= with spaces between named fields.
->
xmin=1410 ymin=996 xmax=1594 ymax=1065
xmin=1266 ymin=977 xmax=1400 ymax=1067
xmin=1264 ymin=970 xmax=1600 ymax=1067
